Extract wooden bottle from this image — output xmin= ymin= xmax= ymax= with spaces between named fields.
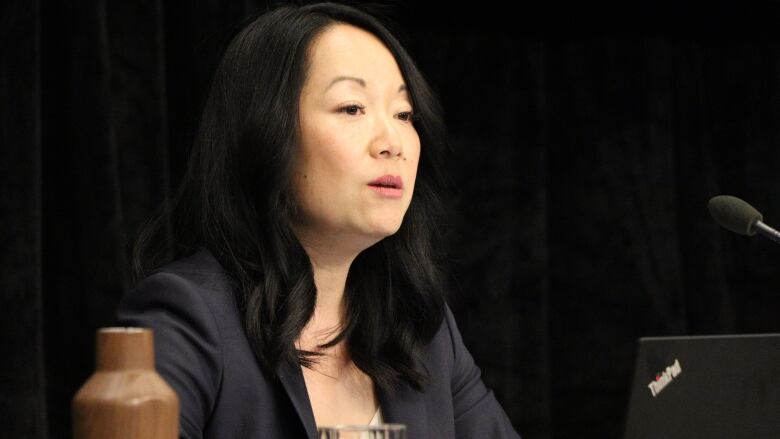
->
xmin=72 ymin=327 xmax=179 ymax=439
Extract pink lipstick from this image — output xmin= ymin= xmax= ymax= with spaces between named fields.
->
xmin=367 ymin=175 xmax=403 ymax=198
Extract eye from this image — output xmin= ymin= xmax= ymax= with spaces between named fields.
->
xmin=397 ymin=111 xmax=416 ymax=123
xmin=338 ymin=104 xmax=417 ymax=124
xmin=338 ymin=103 xmax=365 ymax=116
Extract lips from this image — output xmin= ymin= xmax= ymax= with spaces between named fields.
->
xmin=368 ymin=175 xmax=403 ymax=189
xmin=367 ymin=175 xmax=404 ymax=199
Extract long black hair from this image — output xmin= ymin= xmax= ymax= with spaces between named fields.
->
xmin=134 ymin=1 xmax=450 ymax=393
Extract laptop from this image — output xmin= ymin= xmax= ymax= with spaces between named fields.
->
xmin=623 ymin=334 xmax=780 ymax=439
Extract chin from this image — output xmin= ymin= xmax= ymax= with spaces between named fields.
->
xmin=372 ymin=227 xmax=401 ymax=239
xmin=367 ymin=220 xmax=403 ymax=239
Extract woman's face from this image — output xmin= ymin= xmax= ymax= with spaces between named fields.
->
xmin=293 ymin=24 xmax=420 ymax=250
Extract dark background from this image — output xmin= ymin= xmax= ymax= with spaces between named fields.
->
xmin=3 ymin=0 xmax=780 ymax=438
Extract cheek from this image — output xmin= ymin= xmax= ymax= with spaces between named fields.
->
xmin=297 ymin=131 xmax=361 ymax=203
xmin=406 ymin=138 xmax=421 ymax=184
xmin=313 ymin=147 xmax=360 ymax=191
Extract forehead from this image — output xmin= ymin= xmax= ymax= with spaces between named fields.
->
xmin=305 ymin=24 xmax=406 ymax=92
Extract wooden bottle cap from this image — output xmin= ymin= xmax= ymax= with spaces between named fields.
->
xmin=96 ymin=327 xmax=154 ymax=371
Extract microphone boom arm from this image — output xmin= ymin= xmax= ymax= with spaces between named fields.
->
xmin=753 ymin=221 xmax=780 ymax=244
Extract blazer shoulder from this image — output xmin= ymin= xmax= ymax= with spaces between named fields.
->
xmin=124 ymin=248 xmax=236 ymax=316
xmin=149 ymin=247 xmax=231 ymax=288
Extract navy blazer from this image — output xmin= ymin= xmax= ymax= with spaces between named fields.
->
xmin=115 ymin=248 xmax=522 ymax=438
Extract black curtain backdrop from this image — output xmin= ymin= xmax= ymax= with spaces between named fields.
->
xmin=3 ymin=1 xmax=780 ymax=438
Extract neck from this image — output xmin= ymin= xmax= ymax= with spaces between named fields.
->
xmin=307 ymin=245 xmax=353 ymax=325
xmin=293 ymin=226 xmax=372 ymax=329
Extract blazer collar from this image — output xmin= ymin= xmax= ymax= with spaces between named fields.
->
xmin=377 ymin=379 xmax=429 ymax=438
xmin=276 ymin=359 xmax=429 ymax=438
xmin=276 ymin=358 xmax=318 ymax=439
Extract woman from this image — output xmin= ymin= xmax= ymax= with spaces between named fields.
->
xmin=116 ymin=2 xmax=522 ymax=438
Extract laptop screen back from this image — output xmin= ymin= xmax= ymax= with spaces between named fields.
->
xmin=623 ymin=334 xmax=780 ymax=439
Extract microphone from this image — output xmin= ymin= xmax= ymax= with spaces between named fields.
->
xmin=708 ymin=195 xmax=780 ymax=244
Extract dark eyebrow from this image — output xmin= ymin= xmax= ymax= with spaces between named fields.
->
xmin=325 ymin=76 xmax=407 ymax=94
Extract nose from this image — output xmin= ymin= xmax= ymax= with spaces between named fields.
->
xmin=369 ymin=114 xmax=403 ymax=159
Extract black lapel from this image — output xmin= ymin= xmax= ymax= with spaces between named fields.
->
xmin=276 ymin=358 xmax=430 ymax=438
xmin=276 ymin=359 xmax=318 ymax=439
xmin=377 ymin=381 xmax=429 ymax=438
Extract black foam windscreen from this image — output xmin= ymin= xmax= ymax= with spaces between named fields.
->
xmin=708 ymin=195 xmax=763 ymax=236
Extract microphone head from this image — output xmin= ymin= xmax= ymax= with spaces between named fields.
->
xmin=708 ymin=195 xmax=763 ymax=236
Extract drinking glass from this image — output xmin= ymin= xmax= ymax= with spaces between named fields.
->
xmin=317 ymin=423 xmax=406 ymax=438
